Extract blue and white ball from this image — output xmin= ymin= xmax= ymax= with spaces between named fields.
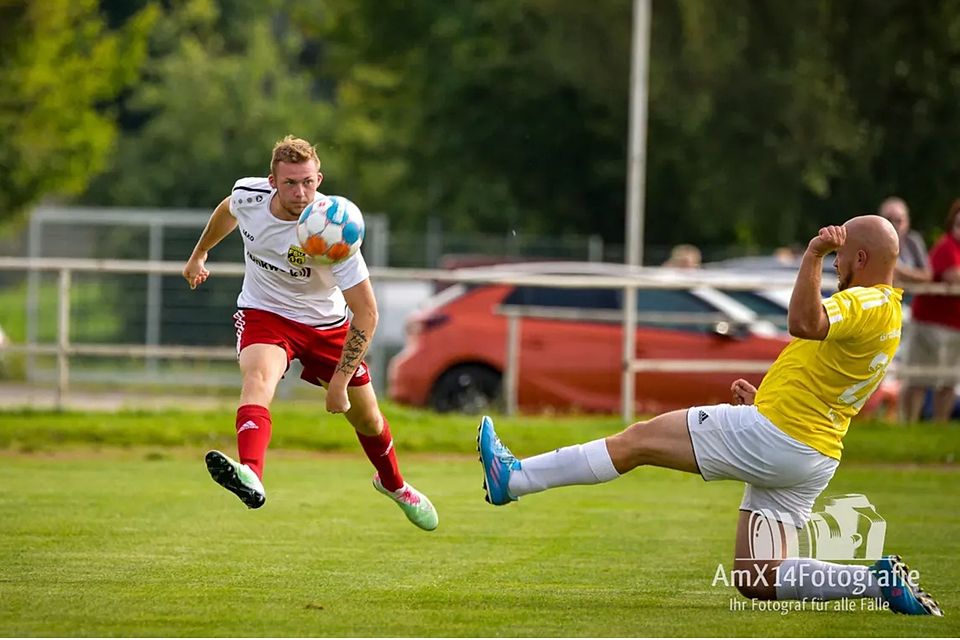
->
xmin=296 ymin=195 xmax=365 ymax=264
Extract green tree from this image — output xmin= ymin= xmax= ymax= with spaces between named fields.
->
xmin=292 ymin=1 xmax=630 ymax=240
xmin=80 ymin=0 xmax=960 ymax=257
xmin=84 ymin=0 xmax=332 ymax=208
xmin=824 ymin=0 xmax=960 ymax=235
xmin=0 ymin=0 xmax=156 ymax=223
xmin=306 ymin=0 xmax=873 ymax=255
xmin=645 ymin=1 xmax=869 ymax=253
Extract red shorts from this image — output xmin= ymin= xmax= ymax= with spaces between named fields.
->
xmin=233 ymin=308 xmax=372 ymax=387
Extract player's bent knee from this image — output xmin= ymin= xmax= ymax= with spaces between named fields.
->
xmin=240 ymin=368 xmax=281 ymax=404
xmin=242 ymin=372 xmax=276 ymax=394
xmin=347 ymin=409 xmax=382 ymax=435
xmin=617 ymin=420 xmax=661 ymax=462
xmin=605 ymin=420 xmax=666 ymax=473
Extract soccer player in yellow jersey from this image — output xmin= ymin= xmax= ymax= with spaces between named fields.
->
xmin=478 ymin=215 xmax=942 ymax=615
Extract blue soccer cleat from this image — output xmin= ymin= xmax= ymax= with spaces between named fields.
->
xmin=870 ymin=554 xmax=943 ymax=616
xmin=477 ymin=415 xmax=519 ymax=506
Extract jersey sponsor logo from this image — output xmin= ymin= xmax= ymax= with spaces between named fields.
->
xmin=698 ymin=410 xmax=709 ymax=424
xmin=246 ymin=250 xmax=312 ymax=279
xmin=288 ymin=266 xmax=311 ymax=278
xmin=247 ymin=251 xmax=282 ymax=273
xmin=354 ymin=363 xmax=368 ymax=379
xmin=241 ymin=227 xmax=255 ymax=242
xmin=287 ymin=244 xmax=307 ymax=267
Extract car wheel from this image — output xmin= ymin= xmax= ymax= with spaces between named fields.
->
xmin=429 ymin=365 xmax=503 ymax=413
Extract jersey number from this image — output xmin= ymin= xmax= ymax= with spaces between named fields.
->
xmin=838 ymin=352 xmax=890 ymax=412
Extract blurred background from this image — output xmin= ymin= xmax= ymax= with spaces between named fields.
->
xmin=1 ymin=0 xmax=958 ymax=418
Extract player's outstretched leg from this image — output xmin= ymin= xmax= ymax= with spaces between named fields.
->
xmin=372 ymin=474 xmax=439 ymax=531
xmin=205 ymin=450 xmax=266 ymax=509
xmin=871 ymin=555 xmax=943 ymax=616
xmin=477 ymin=415 xmax=623 ymax=505
xmin=477 ymin=415 xmax=519 ymax=505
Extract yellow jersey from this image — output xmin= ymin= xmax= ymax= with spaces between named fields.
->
xmin=755 ymin=285 xmax=903 ymax=460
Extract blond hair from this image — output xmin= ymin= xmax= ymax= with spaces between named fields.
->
xmin=270 ymin=135 xmax=320 ymax=174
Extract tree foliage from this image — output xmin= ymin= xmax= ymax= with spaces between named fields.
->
xmin=71 ymin=0 xmax=960 ymax=256
xmin=83 ymin=0 xmax=335 ymax=208
xmin=0 ymin=0 xmax=156 ymax=222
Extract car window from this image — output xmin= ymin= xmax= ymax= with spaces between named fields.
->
xmin=502 ymin=285 xmax=728 ymax=333
xmin=724 ymin=291 xmax=789 ymax=330
xmin=725 ymin=291 xmax=787 ymax=318
xmin=633 ymin=289 xmax=721 ymax=331
xmin=503 ymin=286 xmax=620 ymax=310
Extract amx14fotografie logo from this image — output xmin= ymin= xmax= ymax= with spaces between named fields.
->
xmin=748 ymin=493 xmax=886 ymax=561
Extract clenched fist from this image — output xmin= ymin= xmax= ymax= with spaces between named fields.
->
xmin=730 ymin=378 xmax=758 ymax=406
xmin=807 ymin=225 xmax=846 ymax=258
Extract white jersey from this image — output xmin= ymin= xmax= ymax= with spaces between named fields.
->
xmin=228 ymin=177 xmax=370 ymax=327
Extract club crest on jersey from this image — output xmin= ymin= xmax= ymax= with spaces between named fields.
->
xmin=287 ymin=244 xmax=308 ymax=267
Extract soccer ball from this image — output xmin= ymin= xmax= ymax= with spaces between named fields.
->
xmin=296 ymin=195 xmax=365 ymax=265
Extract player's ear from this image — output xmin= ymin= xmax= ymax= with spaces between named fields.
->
xmin=317 ymin=171 xmax=324 ymax=185
xmin=268 ymin=174 xmax=276 ymax=189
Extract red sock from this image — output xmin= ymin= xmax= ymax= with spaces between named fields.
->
xmin=356 ymin=415 xmax=404 ymax=491
xmin=236 ymin=404 xmax=272 ymax=480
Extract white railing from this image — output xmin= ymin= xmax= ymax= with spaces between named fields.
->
xmin=1 ymin=256 xmax=959 ymax=418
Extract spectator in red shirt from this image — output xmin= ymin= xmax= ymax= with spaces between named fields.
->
xmin=903 ymin=199 xmax=960 ymax=422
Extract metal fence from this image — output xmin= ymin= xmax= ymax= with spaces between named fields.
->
xmin=13 ymin=206 xmax=612 ymax=394
xmin=2 ymin=256 xmax=958 ymax=420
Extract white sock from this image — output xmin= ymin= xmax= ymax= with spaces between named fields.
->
xmin=507 ymin=438 xmax=620 ymax=497
xmin=775 ymin=558 xmax=881 ymax=601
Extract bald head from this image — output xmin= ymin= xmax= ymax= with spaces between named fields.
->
xmin=835 ymin=215 xmax=899 ymax=289
xmin=844 ymin=215 xmax=900 ymax=261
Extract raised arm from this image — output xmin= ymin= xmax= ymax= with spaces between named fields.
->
xmin=788 ymin=225 xmax=845 ymax=340
xmin=325 ymin=278 xmax=379 ymax=413
xmin=182 ymin=196 xmax=238 ymax=289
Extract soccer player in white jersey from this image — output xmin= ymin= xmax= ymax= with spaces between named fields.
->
xmin=182 ymin=135 xmax=438 ymax=531
xmin=479 ymin=215 xmax=942 ymax=615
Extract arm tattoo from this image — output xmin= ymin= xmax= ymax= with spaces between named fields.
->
xmin=336 ymin=327 xmax=369 ymax=376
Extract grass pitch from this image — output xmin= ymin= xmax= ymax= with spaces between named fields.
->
xmin=1 ymin=444 xmax=958 ymax=636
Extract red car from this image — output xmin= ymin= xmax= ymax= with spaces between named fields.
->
xmin=387 ymin=263 xmax=792 ymax=415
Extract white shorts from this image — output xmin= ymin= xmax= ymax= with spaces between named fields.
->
xmin=687 ymin=404 xmax=839 ymax=525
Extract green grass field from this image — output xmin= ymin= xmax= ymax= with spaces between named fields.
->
xmin=1 ymin=407 xmax=959 ymax=636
